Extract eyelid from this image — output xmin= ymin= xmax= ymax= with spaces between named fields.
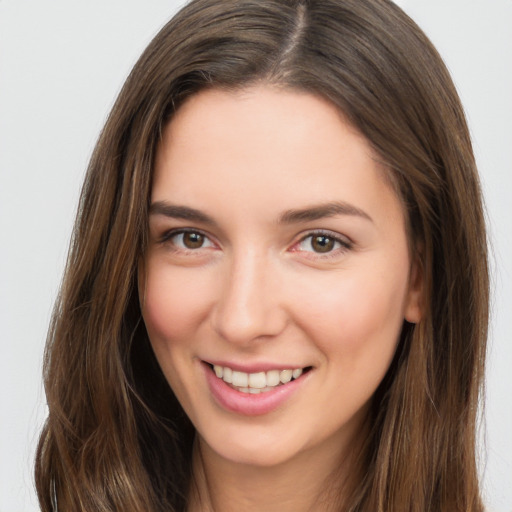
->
xmin=155 ymin=226 xmax=351 ymax=258
xmin=290 ymin=229 xmax=352 ymax=257
xmin=158 ymin=227 xmax=217 ymax=249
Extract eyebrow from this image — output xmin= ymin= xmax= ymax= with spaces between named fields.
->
xmin=279 ymin=201 xmax=373 ymax=224
xmin=149 ymin=200 xmax=373 ymax=225
xmin=149 ymin=202 xmax=218 ymax=226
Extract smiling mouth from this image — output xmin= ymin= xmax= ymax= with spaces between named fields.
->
xmin=207 ymin=364 xmax=312 ymax=394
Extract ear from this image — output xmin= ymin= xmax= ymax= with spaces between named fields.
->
xmin=404 ymin=254 xmax=424 ymax=324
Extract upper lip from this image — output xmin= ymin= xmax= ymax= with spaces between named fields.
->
xmin=202 ymin=359 xmax=309 ymax=373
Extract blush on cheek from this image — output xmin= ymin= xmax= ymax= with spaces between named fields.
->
xmin=142 ymin=276 xmax=200 ymax=344
xmin=299 ymin=274 xmax=404 ymax=356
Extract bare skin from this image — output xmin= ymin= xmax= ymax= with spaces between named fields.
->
xmin=141 ymin=86 xmax=422 ymax=511
xmin=188 ymin=416 xmax=367 ymax=512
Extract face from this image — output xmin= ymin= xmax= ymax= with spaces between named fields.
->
xmin=140 ymin=86 xmax=422 ymax=469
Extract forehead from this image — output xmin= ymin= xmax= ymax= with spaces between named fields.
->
xmin=152 ymin=85 xmax=405 ymax=232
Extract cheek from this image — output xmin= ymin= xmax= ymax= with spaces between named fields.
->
xmin=140 ymin=263 xmax=212 ymax=348
xmin=291 ymin=266 xmax=409 ymax=428
xmin=293 ymin=266 xmax=408 ymax=362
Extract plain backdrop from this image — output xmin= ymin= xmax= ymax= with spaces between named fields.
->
xmin=0 ymin=1 xmax=511 ymax=510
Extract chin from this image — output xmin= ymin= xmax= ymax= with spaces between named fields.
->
xmin=199 ymin=426 xmax=310 ymax=468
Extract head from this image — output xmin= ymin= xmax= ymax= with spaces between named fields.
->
xmin=36 ymin=1 xmax=488 ymax=510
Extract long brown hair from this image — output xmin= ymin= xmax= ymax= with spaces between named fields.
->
xmin=35 ymin=0 xmax=489 ymax=510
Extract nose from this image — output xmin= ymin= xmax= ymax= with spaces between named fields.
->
xmin=211 ymin=249 xmax=287 ymax=346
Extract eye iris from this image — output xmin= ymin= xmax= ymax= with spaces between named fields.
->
xmin=183 ymin=232 xmax=204 ymax=249
xmin=311 ymin=235 xmax=334 ymax=253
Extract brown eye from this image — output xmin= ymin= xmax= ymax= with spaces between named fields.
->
xmin=295 ymin=232 xmax=348 ymax=256
xmin=311 ymin=235 xmax=335 ymax=253
xmin=182 ymin=232 xmax=205 ymax=249
xmin=164 ymin=230 xmax=215 ymax=252
xmin=165 ymin=230 xmax=214 ymax=250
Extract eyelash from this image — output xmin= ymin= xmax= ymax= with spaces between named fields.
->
xmin=158 ymin=228 xmax=352 ymax=258
xmin=159 ymin=228 xmax=216 ymax=253
xmin=293 ymin=230 xmax=352 ymax=259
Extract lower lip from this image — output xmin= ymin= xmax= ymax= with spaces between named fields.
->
xmin=202 ymin=363 xmax=308 ymax=416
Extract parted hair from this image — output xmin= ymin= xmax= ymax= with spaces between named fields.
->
xmin=35 ymin=0 xmax=489 ymax=510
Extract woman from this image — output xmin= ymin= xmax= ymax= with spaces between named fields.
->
xmin=35 ymin=0 xmax=489 ymax=510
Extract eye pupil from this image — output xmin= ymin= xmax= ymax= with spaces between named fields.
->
xmin=183 ymin=232 xmax=204 ymax=249
xmin=311 ymin=235 xmax=334 ymax=253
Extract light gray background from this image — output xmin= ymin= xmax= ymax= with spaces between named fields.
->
xmin=1 ymin=1 xmax=510 ymax=510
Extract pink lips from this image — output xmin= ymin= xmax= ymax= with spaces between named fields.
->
xmin=202 ymin=363 xmax=308 ymax=416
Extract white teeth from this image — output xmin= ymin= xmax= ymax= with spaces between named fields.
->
xmin=211 ymin=364 xmax=306 ymax=391
xmin=231 ymin=371 xmax=249 ymax=387
xmin=248 ymin=372 xmax=266 ymax=389
xmin=237 ymin=386 xmax=278 ymax=394
xmin=292 ymin=368 xmax=303 ymax=379
xmin=266 ymin=370 xmax=280 ymax=387
xmin=280 ymin=369 xmax=293 ymax=384
xmin=223 ymin=366 xmax=233 ymax=383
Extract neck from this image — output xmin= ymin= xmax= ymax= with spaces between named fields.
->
xmin=187 ymin=428 xmax=367 ymax=512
